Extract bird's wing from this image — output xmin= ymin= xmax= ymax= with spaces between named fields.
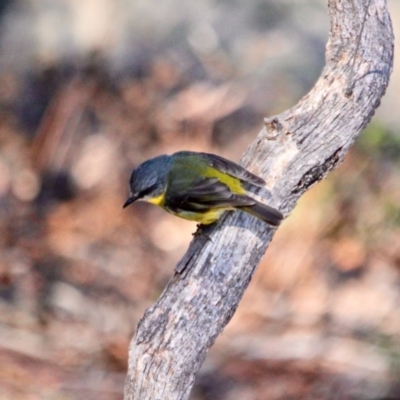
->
xmin=197 ymin=152 xmax=265 ymax=187
xmin=167 ymin=177 xmax=256 ymax=212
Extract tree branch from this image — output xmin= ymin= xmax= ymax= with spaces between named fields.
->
xmin=124 ymin=0 xmax=394 ymax=399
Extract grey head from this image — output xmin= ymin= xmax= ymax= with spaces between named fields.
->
xmin=123 ymin=154 xmax=172 ymax=208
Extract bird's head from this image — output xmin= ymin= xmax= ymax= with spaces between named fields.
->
xmin=123 ymin=155 xmax=171 ymax=208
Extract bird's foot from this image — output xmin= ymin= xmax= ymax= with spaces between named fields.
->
xmin=193 ymin=224 xmax=213 ymax=242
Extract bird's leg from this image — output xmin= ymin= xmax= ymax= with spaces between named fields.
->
xmin=193 ymin=223 xmax=214 ymax=242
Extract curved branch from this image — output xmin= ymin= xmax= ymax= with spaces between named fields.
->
xmin=124 ymin=1 xmax=394 ymax=399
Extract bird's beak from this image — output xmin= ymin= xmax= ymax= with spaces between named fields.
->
xmin=123 ymin=195 xmax=137 ymax=209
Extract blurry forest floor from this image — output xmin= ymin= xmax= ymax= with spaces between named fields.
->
xmin=0 ymin=1 xmax=400 ymax=400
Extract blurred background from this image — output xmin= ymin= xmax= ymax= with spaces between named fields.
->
xmin=0 ymin=0 xmax=399 ymax=399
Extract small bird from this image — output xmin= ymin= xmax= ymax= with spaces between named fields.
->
xmin=123 ymin=151 xmax=283 ymax=226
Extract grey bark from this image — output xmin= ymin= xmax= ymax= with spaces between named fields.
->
xmin=124 ymin=0 xmax=394 ymax=399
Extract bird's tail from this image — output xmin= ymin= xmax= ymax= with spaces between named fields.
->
xmin=242 ymin=201 xmax=284 ymax=227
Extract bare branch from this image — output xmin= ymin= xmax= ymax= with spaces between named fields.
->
xmin=124 ymin=1 xmax=394 ymax=399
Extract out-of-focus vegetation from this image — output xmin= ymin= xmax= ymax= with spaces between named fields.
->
xmin=0 ymin=1 xmax=399 ymax=399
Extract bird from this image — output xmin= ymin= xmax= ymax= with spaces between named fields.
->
xmin=123 ymin=151 xmax=283 ymax=227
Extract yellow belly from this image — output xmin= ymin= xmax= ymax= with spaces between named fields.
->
xmin=169 ymin=207 xmax=229 ymax=225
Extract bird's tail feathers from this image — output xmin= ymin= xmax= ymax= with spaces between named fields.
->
xmin=242 ymin=201 xmax=283 ymax=227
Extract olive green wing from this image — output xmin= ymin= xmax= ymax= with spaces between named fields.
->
xmin=165 ymin=174 xmax=283 ymax=226
xmin=166 ymin=177 xmax=256 ymax=212
xmin=183 ymin=178 xmax=283 ymax=225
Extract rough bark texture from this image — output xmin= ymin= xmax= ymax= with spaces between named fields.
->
xmin=124 ymin=1 xmax=394 ymax=399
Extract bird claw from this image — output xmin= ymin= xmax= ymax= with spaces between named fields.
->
xmin=192 ymin=224 xmax=213 ymax=242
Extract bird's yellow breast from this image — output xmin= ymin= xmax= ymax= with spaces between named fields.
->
xmin=168 ymin=208 xmax=229 ymax=224
xmin=146 ymin=193 xmax=165 ymax=206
